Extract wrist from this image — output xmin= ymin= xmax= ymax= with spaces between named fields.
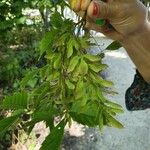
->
xmin=119 ymin=21 xmax=150 ymax=83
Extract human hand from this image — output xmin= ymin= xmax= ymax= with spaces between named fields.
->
xmin=70 ymin=0 xmax=149 ymax=42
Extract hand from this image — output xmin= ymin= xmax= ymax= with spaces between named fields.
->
xmin=70 ymin=0 xmax=149 ymax=42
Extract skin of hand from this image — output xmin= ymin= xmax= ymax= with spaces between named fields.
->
xmin=70 ymin=0 xmax=149 ymax=41
xmin=70 ymin=0 xmax=150 ymax=83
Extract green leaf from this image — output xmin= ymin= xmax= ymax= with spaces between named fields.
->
xmin=26 ymin=109 xmax=55 ymax=128
xmin=45 ymin=53 xmax=55 ymax=60
xmin=70 ymin=102 xmax=99 ymax=127
xmin=50 ymin=11 xmax=63 ymax=28
xmin=67 ymin=56 xmax=80 ymax=73
xmin=40 ymin=30 xmax=57 ymax=56
xmin=16 ymin=16 xmax=26 ymax=24
xmin=100 ymin=79 xmax=114 ymax=87
xmin=107 ymin=107 xmax=124 ymax=114
xmin=78 ymin=37 xmax=89 ymax=49
xmin=67 ymin=38 xmax=74 ymax=58
xmin=0 ymin=92 xmax=28 ymax=110
xmin=40 ymin=120 xmax=66 ymax=150
xmin=67 ymin=38 xmax=79 ymax=58
xmin=106 ymin=41 xmax=122 ymax=50
xmin=78 ymin=59 xmax=88 ymax=75
xmin=84 ymin=54 xmax=101 ymax=62
xmin=33 ymin=111 xmax=54 ymax=124
xmin=65 ymin=79 xmax=75 ymax=90
xmin=105 ymin=113 xmax=124 ymax=129
xmin=46 ymin=71 xmax=60 ymax=81
xmin=32 ymin=83 xmax=50 ymax=106
xmin=98 ymin=110 xmax=104 ymax=131
xmin=20 ymin=70 xmax=37 ymax=88
xmin=104 ymin=100 xmax=123 ymax=110
xmin=0 ymin=115 xmax=20 ymax=133
xmin=53 ymin=53 xmax=61 ymax=69
xmin=75 ymin=80 xmax=85 ymax=100
xmin=89 ymin=72 xmax=113 ymax=87
xmin=88 ymin=63 xmax=108 ymax=73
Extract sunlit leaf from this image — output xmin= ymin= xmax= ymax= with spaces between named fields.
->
xmin=84 ymin=54 xmax=101 ymax=62
xmin=78 ymin=59 xmax=88 ymax=75
xmin=105 ymin=113 xmax=124 ymax=128
xmin=88 ymin=63 xmax=108 ymax=73
xmin=65 ymin=79 xmax=75 ymax=90
xmin=67 ymin=56 xmax=80 ymax=73
xmin=53 ymin=53 xmax=61 ymax=69
xmin=67 ymin=38 xmax=74 ymax=58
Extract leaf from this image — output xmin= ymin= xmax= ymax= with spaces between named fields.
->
xmin=78 ymin=37 xmax=89 ymax=49
xmin=20 ymin=70 xmax=37 ymax=88
xmin=67 ymin=38 xmax=74 ymax=58
xmin=50 ymin=11 xmax=63 ymax=28
xmin=105 ymin=113 xmax=124 ymax=129
xmin=0 ymin=92 xmax=28 ymax=110
xmin=89 ymin=72 xmax=113 ymax=87
xmin=53 ymin=53 xmax=61 ymax=69
xmin=70 ymin=102 xmax=99 ymax=127
xmin=106 ymin=41 xmax=122 ymax=50
xmin=75 ymin=80 xmax=85 ymax=100
xmin=12 ymin=109 xmax=25 ymax=116
xmin=67 ymin=56 xmax=80 ymax=73
xmin=45 ymin=53 xmax=55 ymax=60
xmin=104 ymin=100 xmax=123 ymax=110
xmin=40 ymin=30 xmax=57 ymax=56
xmin=65 ymin=79 xmax=75 ymax=90
xmin=26 ymin=110 xmax=55 ymax=128
xmin=0 ymin=115 xmax=20 ymax=133
xmin=16 ymin=16 xmax=26 ymax=24
xmin=32 ymin=83 xmax=50 ymax=106
xmin=67 ymin=38 xmax=79 ymax=58
xmin=88 ymin=63 xmax=108 ymax=73
xmin=84 ymin=54 xmax=101 ymax=62
xmin=107 ymin=107 xmax=124 ymax=114
xmin=98 ymin=110 xmax=104 ymax=131
xmin=46 ymin=71 xmax=60 ymax=82
xmin=40 ymin=120 xmax=66 ymax=150
xmin=27 ymin=78 xmax=38 ymax=88
xmin=78 ymin=59 xmax=88 ymax=75
xmin=100 ymin=79 xmax=114 ymax=87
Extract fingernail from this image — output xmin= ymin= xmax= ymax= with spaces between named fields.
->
xmin=92 ymin=2 xmax=99 ymax=16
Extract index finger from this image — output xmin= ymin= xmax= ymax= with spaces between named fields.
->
xmin=69 ymin=0 xmax=91 ymax=12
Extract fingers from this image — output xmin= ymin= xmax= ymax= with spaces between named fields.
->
xmin=69 ymin=0 xmax=80 ymax=11
xmin=70 ymin=0 xmax=116 ymax=20
xmin=69 ymin=0 xmax=91 ymax=12
xmin=81 ymin=0 xmax=91 ymax=11
xmin=85 ymin=21 xmax=123 ymax=41
xmin=87 ymin=0 xmax=116 ymax=20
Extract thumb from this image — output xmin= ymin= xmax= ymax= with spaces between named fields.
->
xmin=87 ymin=0 xmax=115 ymax=20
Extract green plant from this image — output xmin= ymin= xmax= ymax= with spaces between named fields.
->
xmin=0 ymin=1 xmax=125 ymax=149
